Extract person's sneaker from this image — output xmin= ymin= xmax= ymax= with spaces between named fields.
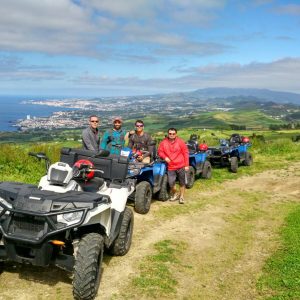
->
xmin=179 ymin=197 xmax=185 ymax=204
xmin=169 ymin=193 xmax=179 ymax=201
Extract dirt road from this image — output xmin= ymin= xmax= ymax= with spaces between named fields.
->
xmin=0 ymin=163 xmax=299 ymax=300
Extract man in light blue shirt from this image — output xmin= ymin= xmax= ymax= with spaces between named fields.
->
xmin=100 ymin=117 xmax=127 ymax=155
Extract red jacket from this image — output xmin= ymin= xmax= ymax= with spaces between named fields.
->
xmin=158 ymin=137 xmax=189 ymax=170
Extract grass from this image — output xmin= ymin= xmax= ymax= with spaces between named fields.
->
xmin=257 ymin=204 xmax=300 ymax=300
xmin=121 ymin=240 xmax=187 ymax=299
xmin=0 ymin=129 xmax=299 ymax=299
xmin=0 ymin=141 xmax=80 ymax=183
xmin=123 ymin=188 xmax=293 ymax=299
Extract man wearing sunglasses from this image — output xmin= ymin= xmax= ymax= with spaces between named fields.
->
xmin=82 ymin=115 xmax=101 ymax=151
xmin=158 ymin=128 xmax=189 ymax=204
xmin=100 ymin=116 xmax=127 ymax=155
xmin=128 ymin=120 xmax=153 ymax=163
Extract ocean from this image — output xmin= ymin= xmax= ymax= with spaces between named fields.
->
xmin=0 ymin=95 xmax=71 ymax=132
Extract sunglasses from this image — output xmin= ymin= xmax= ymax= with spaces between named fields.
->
xmin=90 ymin=120 xmax=99 ymax=123
xmin=135 ymin=124 xmax=144 ymax=128
xmin=168 ymin=132 xmax=176 ymax=135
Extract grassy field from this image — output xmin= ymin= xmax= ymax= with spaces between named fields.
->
xmin=257 ymin=204 xmax=300 ymax=300
xmin=0 ymin=128 xmax=299 ymax=299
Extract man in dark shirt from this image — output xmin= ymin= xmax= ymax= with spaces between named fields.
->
xmin=82 ymin=115 xmax=101 ymax=151
xmin=128 ymin=120 xmax=153 ymax=163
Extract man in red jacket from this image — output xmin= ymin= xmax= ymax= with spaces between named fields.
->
xmin=158 ymin=128 xmax=189 ymax=204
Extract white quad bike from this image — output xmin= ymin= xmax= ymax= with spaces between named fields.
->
xmin=0 ymin=147 xmax=135 ymax=300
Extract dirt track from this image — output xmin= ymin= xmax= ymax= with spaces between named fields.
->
xmin=0 ymin=163 xmax=299 ymax=300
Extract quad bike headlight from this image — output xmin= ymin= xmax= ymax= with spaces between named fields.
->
xmin=61 ymin=211 xmax=84 ymax=223
xmin=128 ymin=168 xmax=140 ymax=176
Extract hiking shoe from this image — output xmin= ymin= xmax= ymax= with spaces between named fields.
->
xmin=179 ymin=197 xmax=185 ymax=204
xmin=169 ymin=193 xmax=179 ymax=201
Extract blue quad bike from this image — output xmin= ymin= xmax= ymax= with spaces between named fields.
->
xmin=185 ymin=135 xmax=212 ymax=189
xmin=120 ymin=146 xmax=169 ymax=215
xmin=208 ymin=133 xmax=253 ymax=173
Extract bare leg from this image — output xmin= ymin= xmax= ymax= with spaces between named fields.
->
xmin=179 ymin=185 xmax=185 ymax=199
xmin=171 ymin=185 xmax=177 ymax=195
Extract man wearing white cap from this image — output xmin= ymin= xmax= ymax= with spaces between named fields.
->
xmin=100 ymin=116 xmax=127 ymax=155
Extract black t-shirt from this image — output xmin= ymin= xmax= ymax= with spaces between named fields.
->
xmin=128 ymin=132 xmax=153 ymax=158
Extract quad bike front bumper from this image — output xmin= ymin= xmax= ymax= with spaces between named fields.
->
xmin=0 ymin=181 xmax=111 ymax=270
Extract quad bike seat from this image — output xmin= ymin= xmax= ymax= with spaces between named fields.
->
xmin=77 ymin=177 xmax=105 ymax=193
xmin=229 ymin=134 xmax=242 ymax=146
xmin=186 ymin=140 xmax=199 ymax=154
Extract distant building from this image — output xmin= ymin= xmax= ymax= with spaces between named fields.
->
xmin=26 ymin=115 xmax=30 ymax=120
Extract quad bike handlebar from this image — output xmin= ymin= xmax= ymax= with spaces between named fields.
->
xmin=72 ymin=165 xmax=104 ymax=180
xmin=28 ymin=152 xmax=51 ymax=171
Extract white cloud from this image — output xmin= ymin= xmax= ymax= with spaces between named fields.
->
xmin=273 ymin=4 xmax=300 ymax=15
xmin=85 ymin=0 xmax=226 ymax=19
xmin=81 ymin=0 xmax=160 ymax=19
xmin=0 ymin=0 xmax=114 ymax=56
xmin=121 ymin=23 xmax=228 ymax=56
xmin=0 ymin=55 xmax=64 ymax=80
xmin=72 ymin=57 xmax=300 ymax=94
xmin=0 ymin=0 xmax=228 ymax=59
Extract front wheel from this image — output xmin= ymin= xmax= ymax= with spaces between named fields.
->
xmin=230 ymin=156 xmax=238 ymax=173
xmin=244 ymin=152 xmax=253 ymax=166
xmin=73 ymin=233 xmax=104 ymax=300
xmin=134 ymin=181 xmax=152 ymax=214
xmin=201 ymin=161 xmax=212 ymax=179
xmin=157 ymin=174 xmax=169 ymax=201
xmin=186 ymin=166 xmax=195 ymax=189
xmin=109 ymin=207 xmax=134 ymax=256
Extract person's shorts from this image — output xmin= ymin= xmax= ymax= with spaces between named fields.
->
xmin=168 ymin=168 xmax=187 ymax=187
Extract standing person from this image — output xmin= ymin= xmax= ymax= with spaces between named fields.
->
xmin=82 ymin=115 xmax=101 ymax=151
xmin=158 ymin=128 xmax=189 ymax=204
xmin=100 ymin=116 xmax=127 ymax=155
xmin=128 ymin=120 xmax=153 ymax=163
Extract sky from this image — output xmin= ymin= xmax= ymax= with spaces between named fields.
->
xmin=0 ymin=0 xmax=300 ymax=97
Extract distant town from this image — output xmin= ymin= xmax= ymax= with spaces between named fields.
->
xmin=16 ymin=96 xmax=233 ymax=131
xmin=12 ymin=89 xmax=300 ymax=132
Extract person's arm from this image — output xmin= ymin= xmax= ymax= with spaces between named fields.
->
xmin=82 ymin=129 xmax=95 ymax=151
xmin=180 ymin=139 xmax=190 ymax=169
xmin=128 ymin=134 xmax=134 ymax=149
xmin=158 ymin=141 xmax=168 ymax=160
xmin=100 ymin=131 xmax=109 ymax=150
xmin=124 ymin=130 xmax=134 ymax=146
xmin=143 ymin=134 xmax=153 ymax=158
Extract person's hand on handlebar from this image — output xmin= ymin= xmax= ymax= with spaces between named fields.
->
xmin=136 ymin=155 xmax=143 ymax=162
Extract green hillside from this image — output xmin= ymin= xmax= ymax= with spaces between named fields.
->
xmin=0 ymin=108 xmax=297 ymax=145
xmin=167 ymin=109 xmax=283 ymax=130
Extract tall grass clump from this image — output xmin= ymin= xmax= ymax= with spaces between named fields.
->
xmin=255 ymin=138 xmax=300 ymax=158
xmin=0 ymin=143 xmax=62 ymax=184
